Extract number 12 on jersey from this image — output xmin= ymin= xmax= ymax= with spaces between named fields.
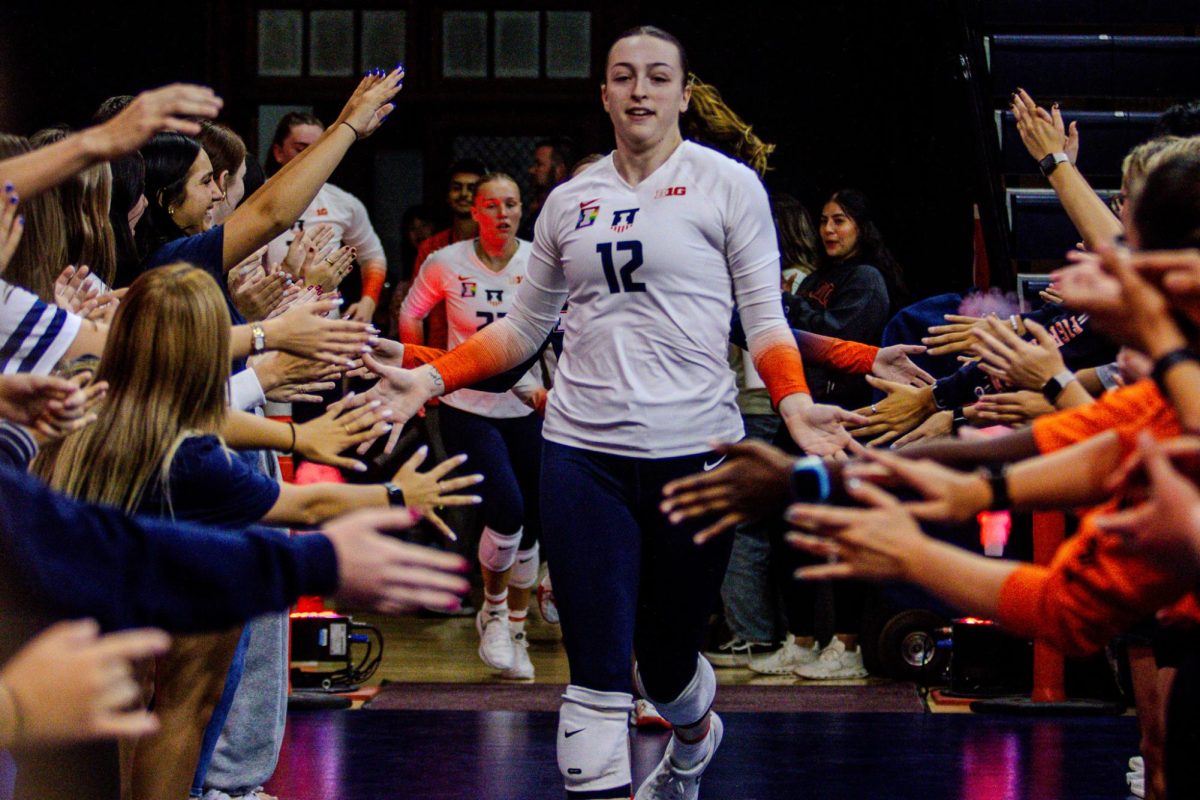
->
xmin=597 ymin=241 xmax=645 ymax=293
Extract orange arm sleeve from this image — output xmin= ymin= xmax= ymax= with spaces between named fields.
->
xmin=360 ymin=264 xmax=385 ymax=304
xmin=751 ymin=341 xmax=810 ymax=406
xmin=794 ymin=330 xmax=878 ymax=375
xmin=400 ymin=344 xmax=447 ymax=369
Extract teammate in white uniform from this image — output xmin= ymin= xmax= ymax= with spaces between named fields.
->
xmin=399 ymin=173 xmax=546 ymax=680
xmin=366 ymin=27 xmax=862 ymax=799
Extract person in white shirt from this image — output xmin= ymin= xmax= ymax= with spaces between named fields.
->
xmin=264 ymin=113 xmax=388 ymax=324
xmin=400 ymin=173 xmax=547 ymax=681
xmin=365 ymin=26 xmax=862 ymax=800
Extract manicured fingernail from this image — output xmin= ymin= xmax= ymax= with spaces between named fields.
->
xmin=418 ymin=445 xmax=428 ymax=454
xmin=354 ymin=462 xmax=367 ymax=472
xmin=9 ymin=195 xmax=17 ymax=205
xmin=846 ymin=478 xmax=862 ymax=490
xmin=669 ymin=512 xmax=682 ymax=524
xmin=3 ymin=182 xmax=11 ymax=192
xmin=380 ymin=409 xmax=393 ymax=418
xmin=16 ymin=215 xmax=22 ymax=225
xmin=381 ymin=423 xmax=393 ymax=431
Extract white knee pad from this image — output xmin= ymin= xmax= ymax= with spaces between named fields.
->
xmin=635 ymin=655 xmax=716 ymax=728
xmin=558 ymin=685 xmax=633 ymax=797
xmin=508 ymin=543 xmax=540 ymax=589
xmin=478 ymin=526 xmax=522 ymax=573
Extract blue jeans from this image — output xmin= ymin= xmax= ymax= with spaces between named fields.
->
xmin=719 ymin=414 xmax=783 ymax=643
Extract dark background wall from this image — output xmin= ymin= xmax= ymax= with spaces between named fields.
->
xmin=0 ymin=1 xmax=977 ymax=300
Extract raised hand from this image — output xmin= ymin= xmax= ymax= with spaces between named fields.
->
xmin=972 ymin=390 xmax=1055 ymax=425
xmin=321 ymin=508 xmax=471 ymax=614
xmin=787 ymin=478 xmax=928 ymax=583
xmin=265 ymin=298 xmax=376 ymax=366
xmin=843 ymin=447 xmax=991 ymax=524
xmin=1131 ymin=249 xmax=1200 ymax=327
xmin=305 ymin=245 xmax=356 ymax=293
xmin=389 ymin=446 xmax=483 ymax=541
xmin=293 ymin=391 xmax=393 ymax=471
xmin=922 ymin=314 xmax=1008 ymax=358
xmin=660 ymin=438 xmax=797 ymax=543
xmin=29 ymin=372 xmax=108 ymax=443
xmin=872 ymin=344 xmax=935 ymax=386
xmin=0 ymin=619 xmax=170 ymax=747
xmin=848 ymin=377 xmax=936 ymax=446
xmin=335 ymin=65 xmax=405 ymax=140
xmin=88 ymin=84 xmax=223 ymax=160
xmin=53 ymin=265 xmax=100 ymax=315
xmin=780 ymin=393 xmax=868 ymax=458
xmin=1011 ymin=88 xmax=1070 ymax=163
xmin=230 ymin=268 xmax=288 ymax=322
xmin=363 ymin=356 xmax=442 ymax=453
xmin=249 ymin=350 xmax=343 ymax=404
xmin=973 ymin=317 xmax=1067 ymax=391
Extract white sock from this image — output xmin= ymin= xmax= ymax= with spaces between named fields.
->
xmin=484 ymin=590 xmax=508 ymax=617
xmin=669 ymin=717 xmax=711 ymax=770
xmin=509 ymin=608 xmax=528 ymax=636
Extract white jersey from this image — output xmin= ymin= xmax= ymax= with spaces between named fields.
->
xmin=520 ymin=141 xmax=784 ymax=457
xmin=403 ymin=240 xmax=540 ymax=418
xmin=0 ymin=280 xmax=81 ymax=375
xmin=265 ymin=182 xmax=386 ymax=269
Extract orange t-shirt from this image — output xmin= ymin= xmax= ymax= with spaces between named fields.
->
xmin=997 ymin=380 xmax=1200 ymax=655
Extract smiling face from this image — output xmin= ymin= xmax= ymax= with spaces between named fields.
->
xmin=819 ymin=201 xmax=861 ymax=261
xmin=471 ymin=178 xmax=522 ymax=248
xmin=171 ymin=149 xmax=223 ymax=235
xmin=601 ymin=34 xmax=691 ymax=152
xmin=448 ymin=171 xmax=482 ymax=217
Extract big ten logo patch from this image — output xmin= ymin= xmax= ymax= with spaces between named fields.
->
xmin=610 ymin=208 xmax=639 ymax=233
xmin=485 ymin=289 xmax=504 ymax=307
xmin=654 ymin=186 xmax=687 ymax=199
xmin=576 ymin=200 xmax=600 ymax=230
xmin=460 ymin=280 xmax=477 ymax=298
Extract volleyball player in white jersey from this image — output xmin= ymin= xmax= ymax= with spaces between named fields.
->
xmin=399 ymin=173 xmax=545 ymax=680
xmin=366 ymin=26 xmax=863 ymax=799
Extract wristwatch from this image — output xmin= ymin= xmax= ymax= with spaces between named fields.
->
xmin=383 ymin=482 xmax=406 ymax=507
xmin=790 ymin=456 xmax=831 ymax=503
xmin=1038 ymin=151 xmax=1070 ymax=177
xmin=984 ymin=464 xmax=1010 ymax=511
xmin=951 ymin=407 xmax=969 ymax=434
xmin=250 ymin=323 xmax=266 ymax=355
xmin=1041 ymin=369 xmax=1076 ymax=404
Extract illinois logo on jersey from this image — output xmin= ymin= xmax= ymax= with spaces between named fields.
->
xmin=611 ymin=208 xmax=638 ymax=233
xmin=654 ymin=186 xmax=687 ymax=199
xmin=315 ymin=207 xmax=329 ymax=216
xmin=576 ymin=199 xmax=600 ymax=230
xmin=460 ymin=280 xmax=477 ymax=298
xmin=485 ymin=289 xmax=504 ymax=307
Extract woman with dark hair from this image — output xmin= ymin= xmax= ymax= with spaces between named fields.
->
xmin=263 ymin=111 xmax=324 ymax=179
xmin=367 ymin=25 xmax=862 ymax=799
xmin=134 ymin=69 xmax=401 ymax=334
xmin=109 ymin=152 xmax=146 ymax=289
xmin=783 ymin=188 xmax=904 ymax=409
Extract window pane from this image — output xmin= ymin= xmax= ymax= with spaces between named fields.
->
xmin=363 ymin=10 xmax=407 ymax=71
xmin=258 ymin=9 xmax=303 ymax=77
xmin=310 ymin=10 xmax=355 ymax=77
xmin=443 ymin=11 xmax=488 ymax=78
xmin=494 ymin=11 xmax=539 ymax=78
xmin=546 ymin=11 xmax=590 ymax=78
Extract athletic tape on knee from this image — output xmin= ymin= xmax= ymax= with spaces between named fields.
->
xmin=509 ymin=543 xmax=540 ymax=589
xmin=478 ymin=526 xmax=523 ymax=573
xmin=558 ymin=685 xmax=633 ymax=798
xmin=635 ymin=655 xmax=716 ymax=728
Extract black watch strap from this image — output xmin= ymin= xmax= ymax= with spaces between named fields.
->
xmin=384 ymin=481 xmax=406 ymax=507
xmin=951 ymin=407 xmax=968 ymax=433
xmin=1152 ymin=348 xmax=1200 ymax=394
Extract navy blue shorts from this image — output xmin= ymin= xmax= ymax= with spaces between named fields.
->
xmin=540 ymin=440 xmax=734 ymax=701
xmin=439 ymin=404 xmax=542 ymax=550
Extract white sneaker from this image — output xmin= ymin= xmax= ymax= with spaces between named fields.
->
xmin=634 ymin=713 xmax=723 ymax=800
xmin=795 ymin=639 xmax=868 ymax=680
xmin=748 ymin=640 xmax=818 ymax=675
xmin=703 ymin=637 xmax=776 ymax=668
xmin=630 ymin=698 xmax=672 ymax=730
xmin=1128 ymin=773 xmax=1145 ymax=798
xmin=1128 ymin=755 xmax=1144 ymax=774
xmin=476 ymin=609 xmax=515 ymax=670
xmin=501 ymin=631 xmax=534 ymax=680
xmin=537 ymin=573 xmax=559 ymax=625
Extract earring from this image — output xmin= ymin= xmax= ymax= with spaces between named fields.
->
xmin=167 ymin=206 xmax=176 ymax=217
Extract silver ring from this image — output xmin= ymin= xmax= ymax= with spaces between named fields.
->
xmin=870 ymin=404 xmax=878 ymax=415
